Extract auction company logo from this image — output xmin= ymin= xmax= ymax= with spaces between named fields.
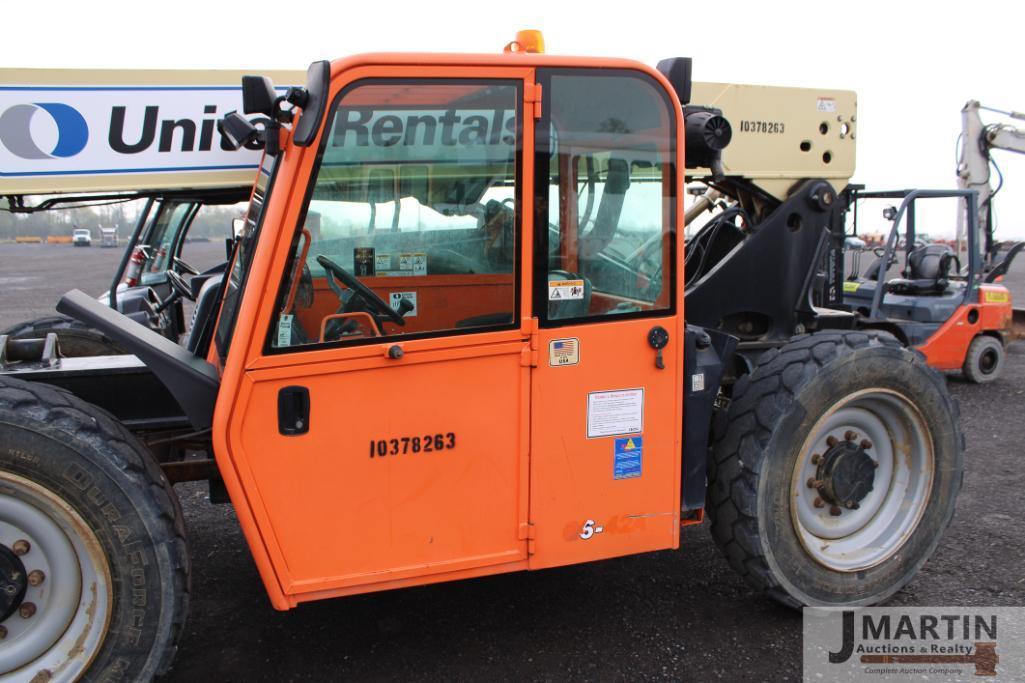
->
xmin=803 ymin=607 xmax=1025 ymax=681
xmin=0 ymin=103 xmax=89 ymax=159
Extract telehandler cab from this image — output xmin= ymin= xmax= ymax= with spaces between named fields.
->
xmin=0 ymin=37 xmax=963 ymax=680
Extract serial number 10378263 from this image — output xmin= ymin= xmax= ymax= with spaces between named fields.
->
xmin=370 ymin=433 xmax=456 ymax=458
xmin=739 ymin=120 xmax=785 ymax=134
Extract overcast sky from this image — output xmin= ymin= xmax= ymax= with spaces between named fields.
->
xmin=7 ymin=0 xmax=1025 ymax=238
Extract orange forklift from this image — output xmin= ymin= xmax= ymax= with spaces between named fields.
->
xmin=843 ymin=188 xmax=1021 ymax=382
xmin=0 ymin=33 xmax=964 ymax=680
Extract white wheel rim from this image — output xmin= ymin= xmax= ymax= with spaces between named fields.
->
xmin=0 ymin=472 xmax=112 ymax=682
xmin=790 ymin=388 xmax=935 ymax=572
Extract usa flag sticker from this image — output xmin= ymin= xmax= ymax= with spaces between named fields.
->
xmin=548 ymin=338 xmax=580 ymax=367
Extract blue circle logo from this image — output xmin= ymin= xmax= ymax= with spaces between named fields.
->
xmin=0 ymin=103 xmax=89 ymax=159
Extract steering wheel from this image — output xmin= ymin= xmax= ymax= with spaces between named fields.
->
xmin=173 ymin=256 xmax=199 ymax=276
xmin=166 ymin=268 xmax=195 ymax=302
xmin=316 ymin=254 xmax=405 ymax=326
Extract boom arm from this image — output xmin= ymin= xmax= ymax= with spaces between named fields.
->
xmin=957 ymin=100 xmax=1025 ymax=262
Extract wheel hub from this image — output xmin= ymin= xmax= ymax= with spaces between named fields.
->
xmin=815 ymin=437 xmax=877 ymax=510
xmin=0 ymin=543 xmax=27 ymax=622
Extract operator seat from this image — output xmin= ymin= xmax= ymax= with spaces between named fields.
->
xmin=886 ymin=244 xmax=955 ymax=296
xmin=185 ymin=274 xmax=224 ymax=354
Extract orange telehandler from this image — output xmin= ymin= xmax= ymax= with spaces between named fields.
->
xmin=0 ymin=33 xmax=964 ymax=680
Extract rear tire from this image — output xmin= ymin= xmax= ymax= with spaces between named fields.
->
xmin=708 ymin=331 xmax=963 ymax=608
xmin=0 ymin=375 xmax=189 ymax=681
xmin=962 ymin=334 xmax=1004 ymax=383
xmin=2 ymin=316 xmax=124 ymax=357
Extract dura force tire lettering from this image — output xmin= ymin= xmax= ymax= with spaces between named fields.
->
xmin=0 ymin=375 xmax=189 ymax=681
xmin=707 ymin=331 xmax=964 ymax=608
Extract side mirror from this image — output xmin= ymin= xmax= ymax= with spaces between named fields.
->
xmin=241 ymin=75 xmax=278 ymax=116
xmin=294 ymin=60 xmax=330 ymax=147
xmin=218 ymin=112 xmax=260 ymax=150
xmin=882 ymin=206 xmax=898 ymax=221
xmin=656 ymin=57 xmax=692 ymax=105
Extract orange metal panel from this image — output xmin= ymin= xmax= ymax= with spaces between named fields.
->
xmin=528 ymin=318 xmax=682 ymax=568
xmin=213 ymin=63 xmax=538 ymax=609
xmin=916 ymin=284 xmax=1014 ymax=370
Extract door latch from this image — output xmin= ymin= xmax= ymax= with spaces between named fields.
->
xmin=278 ymin=386 xmax=310 ymax=435
xmin=648 ymin=326 xmax=669 ymax=370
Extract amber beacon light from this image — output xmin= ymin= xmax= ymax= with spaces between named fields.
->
xmin=504 ymin=29 xmax=545 ymax=53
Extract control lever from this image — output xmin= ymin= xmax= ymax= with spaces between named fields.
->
xmin=648 ymin=326 xmax=669 ymax=369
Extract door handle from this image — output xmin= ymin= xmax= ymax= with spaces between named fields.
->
xmin=648 ymin=326 xmax=669 ymax=369
xmin=278 ymin=386 xmax=310 ymax=435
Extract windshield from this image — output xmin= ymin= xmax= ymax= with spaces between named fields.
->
xmin=268 ymin=79 xmax=521 ymax=349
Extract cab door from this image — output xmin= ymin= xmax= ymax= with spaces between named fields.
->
xmin=218 ymin=66 xmax=537 ymax=603
xmin=528 ymin=68 xmax=685 ymax=568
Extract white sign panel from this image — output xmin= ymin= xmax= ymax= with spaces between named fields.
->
xmin=587 ymin=388 xmax=644 ymax=438
xmin=0 ymin=85 xmax=279 ymax=181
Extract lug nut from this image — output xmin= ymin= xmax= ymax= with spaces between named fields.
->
xmin=847 ymin=501 xmax=860 ymax=510
xmin=813 ymin=497 xmax=825 ymax=509
xmin=0 ymin=625 xmax=6 ymax=639
xmin=844 ymin=430 xmax=858 ymax=441
xmin=11 ymin=540 xmax=29 ymax=556
xmin=811 ymin=453 xmax=822 ymax=465
xmin=870 ymin=460 xmax=879 ymax=469
xmin=807 ymin=478 xmax=819 ymax=489
xmin=826 ymin=436 xmax=838 ymax=448
xmin=27 ymin=570 xmax=44 ymax=587
xmin=19 ymin=602 xmax=36 ymax=619
xmin=829 ymin=506 xmax=843 ymax=517
xmin=860 ymin=439 xmax=872 ymax=450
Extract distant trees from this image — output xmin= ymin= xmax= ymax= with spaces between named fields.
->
xmin=0 ymin=197 xmax=244 ymax=241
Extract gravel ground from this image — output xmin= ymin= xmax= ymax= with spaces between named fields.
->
xmin=1 ymin=241 xmax=1023 ymax=681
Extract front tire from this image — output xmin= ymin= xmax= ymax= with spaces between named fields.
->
xmin=708 ymin=332 xmax=963 ymax=608
xmin=2 ymin=316 xmax=124 ymax=357
xmin=0 ymin=376 xmax=189 ymax=681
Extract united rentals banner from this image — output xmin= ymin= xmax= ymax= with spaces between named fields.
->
xmin=804 ymin=606 xmax=1025 ymax=681
xmin=0 ymin=68 xmax=303 ymax=195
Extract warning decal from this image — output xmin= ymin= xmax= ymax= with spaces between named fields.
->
xmin=548 ymin=279 xmax=585 ymax=301
xmin=587 ymin=388 xmax=644 ymax=438
xmin=388 ymin=291 xmax=418 ymax=317
xmin=613 ymin=436 xmax=642 ymax=479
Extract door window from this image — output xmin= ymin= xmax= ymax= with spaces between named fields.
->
xmin=537 ymin=71 xmax=677 ymax=323
xmin=269 ymin=80 xmax=522 ymax=350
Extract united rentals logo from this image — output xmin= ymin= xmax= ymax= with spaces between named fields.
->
xmin=0 ymin=86 xmax=277 ymax=186
xmin=0 ymin=103 xmax=88 ymax=159
xmin=804 ymin=607 xmax=1025 ymax=681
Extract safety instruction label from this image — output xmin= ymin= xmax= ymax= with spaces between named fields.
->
xmin=354 ymin=247 xmax=376 ymax=276
xmin=276 ymin=314 xmax=293 ymax=347
xmin=375 ymin=254 xmax=392 ymax=272
xmin=549 ymin=338 xmax=579 ymax=366
xmin=816 ymin=97 xmax=837 ymax=113
xmin=613 ymin=436 xmax=643 ymax=479
xmin=388 ymin=291 xmax=418 ymax=317
xmin=548 ymin=279 xmax=585 ymax=301
xmin=399 ymin=253 xmax=428 ymax=276
xmin=587 ymin=388 xmax=644 ymax=438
